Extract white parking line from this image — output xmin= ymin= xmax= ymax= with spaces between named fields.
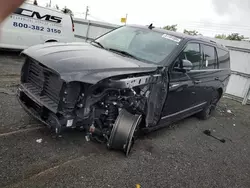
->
xmin=0 ymin=126 xmax=43 ymax=137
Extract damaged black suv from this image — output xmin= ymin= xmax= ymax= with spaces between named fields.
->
xmin=17 ymin=25 xmax=231 ymax=156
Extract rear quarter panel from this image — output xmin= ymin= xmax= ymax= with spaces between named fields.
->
xmin=194 ymin=69 xmax=230 ymax=102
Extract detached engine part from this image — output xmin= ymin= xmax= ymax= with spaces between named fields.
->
xmin=107 ymin=109 xmax=142 ymax=156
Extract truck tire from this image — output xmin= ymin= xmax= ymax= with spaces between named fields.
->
xmin=45 ymin=40 xmax=57 ymax=43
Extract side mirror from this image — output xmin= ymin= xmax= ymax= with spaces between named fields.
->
xmin=182 ymin=59 xmax=193 ymax=71
xmin=174 ymin=59 xmax=193 ymax=72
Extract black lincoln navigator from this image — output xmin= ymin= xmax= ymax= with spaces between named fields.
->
xmin=17 ymin=25 xmax=231 ymax=156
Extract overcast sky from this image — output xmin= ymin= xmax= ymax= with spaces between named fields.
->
xmin=37 ymin=0 xmax=250 ymax=37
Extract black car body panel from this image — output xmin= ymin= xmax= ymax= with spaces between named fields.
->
xmin=22 ymin=42 xmax=158 ymax=84
xmin=17 ymin=25 xmax=231 ymax=156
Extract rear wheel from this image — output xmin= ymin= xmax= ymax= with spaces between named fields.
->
xmin=45 ymin=40 xmax=57 ymax=43
xmin=196 ymin=91 xmax=220 ymax=120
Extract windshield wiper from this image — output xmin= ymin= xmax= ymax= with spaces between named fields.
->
xmin=91 ymin=41 xmax=104 ymax=48
xmin=108 ymin=48 xmax=140 ymax=61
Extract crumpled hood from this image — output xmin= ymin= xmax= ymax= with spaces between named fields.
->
xmin=22 ymin=42 xmax=158 ymax=84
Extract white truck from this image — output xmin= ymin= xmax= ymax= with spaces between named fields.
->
xmin=0 ymin=2 xmax=75 ymax=50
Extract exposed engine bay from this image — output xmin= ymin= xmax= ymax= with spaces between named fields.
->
xmin=17 ymin=58 xmax=169 ymax=156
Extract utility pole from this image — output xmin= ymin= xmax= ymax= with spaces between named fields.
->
xmin=125 ymin=13 xmax=128 ymax=25
xmin=49 ymin=0 xmax=52 ymax=7
xmin=85 ymin=6 xmax=89 ymax=20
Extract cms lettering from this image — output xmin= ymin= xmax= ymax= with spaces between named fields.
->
xmin=14 ymin=8 xmax=62 ymax=23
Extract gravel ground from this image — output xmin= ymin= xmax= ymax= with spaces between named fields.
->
xmin=1 ymin=52 xmax=250 ymax=188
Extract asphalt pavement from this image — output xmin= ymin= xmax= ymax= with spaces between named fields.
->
xmin=1 ymin=51 xmax=250 ymax=188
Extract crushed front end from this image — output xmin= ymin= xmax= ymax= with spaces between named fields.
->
xmin=17 ymin=57 xmax=169 ymax=156
xmin=18 ymin=58 xmax=75 ymax=132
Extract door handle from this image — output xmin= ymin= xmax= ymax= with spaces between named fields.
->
xmin=169 ymin=82 xmax=189 ymax=92
xmin=169 ymin=83 xmax=180 ymax=88
xmin=194 ymin=80 xmax=202 ymax=84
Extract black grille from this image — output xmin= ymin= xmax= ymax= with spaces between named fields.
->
xmin=24 ymin=60 xmax=63 ymax=109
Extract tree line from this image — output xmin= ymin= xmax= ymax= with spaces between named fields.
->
xmin=163 ymin=24 xmax=248 ymax=41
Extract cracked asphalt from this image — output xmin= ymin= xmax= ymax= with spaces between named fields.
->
xmin=1 ymin=51 xmax=250 ymax=188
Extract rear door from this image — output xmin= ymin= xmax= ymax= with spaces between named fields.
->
xmin=194 ymin=44 xmax=219 ymax=103
xmin=161 ymin=42 xmax=203 ymax=121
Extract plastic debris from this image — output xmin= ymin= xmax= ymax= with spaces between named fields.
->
xmin=227 ymin=110 xmax=232 ymax=114
xmin=36 ymin=138 xmax=43 ymax=143
xmin=233 ymin=124 xmax=236 ymax=127
xmin=85 ymin=135 xmax=90 ymax=142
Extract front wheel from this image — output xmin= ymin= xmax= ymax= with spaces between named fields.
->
xmin=107 ymin=109 xmax=142 ymax=156
xmin=196 ymin=91 xmax=220 ymax=120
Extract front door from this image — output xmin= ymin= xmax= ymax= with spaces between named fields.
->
xmin=161 ymin=42 xmax=203 ymax=121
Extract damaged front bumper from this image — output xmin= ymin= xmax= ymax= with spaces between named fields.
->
xmin=17 ymin=87 xmax=50 ymax=127
xmin=17 ymin=86 xmax=77 ymax=134
xmin=17 ymin=85 xmax=143 ymax=156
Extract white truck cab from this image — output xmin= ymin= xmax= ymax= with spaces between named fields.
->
xmin=0 ymin=2 xmax=75 ymax=50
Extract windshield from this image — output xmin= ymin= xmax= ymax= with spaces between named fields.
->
xmin=95 ymin=26 xmax=182 ymax=64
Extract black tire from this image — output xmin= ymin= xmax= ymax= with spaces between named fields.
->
xmin=45 ymin=40 xmax=57 ymax=43
xmin=196 ymin=91 xmax=220 ymax=120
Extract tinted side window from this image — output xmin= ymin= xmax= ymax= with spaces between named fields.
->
xmin=179 ymin=43 xmax=202 ymax=70
xmin=202 ymin=45 xmax=217 ymax=69
xmin=217 ymin=48 xmax=230 ymax=69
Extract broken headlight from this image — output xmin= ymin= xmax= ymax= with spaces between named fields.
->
xmin=61 ymin=82 xmax=82 ymax=110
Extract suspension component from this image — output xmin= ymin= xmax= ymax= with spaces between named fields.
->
xmin=106 ymin=103 xmax=118 ymax=125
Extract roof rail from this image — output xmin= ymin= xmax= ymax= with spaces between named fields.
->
xmin=209 ymin=40 xmax=216 ymax=43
